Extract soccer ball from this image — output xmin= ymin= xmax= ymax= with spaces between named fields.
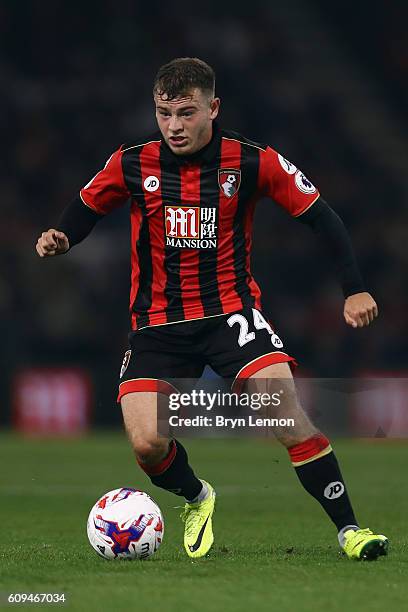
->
xmin=87 ymin=487 xmax=164 ymax=560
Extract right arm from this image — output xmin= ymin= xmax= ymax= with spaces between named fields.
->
xmin=35 ymin=146 xmax=130 ymax=258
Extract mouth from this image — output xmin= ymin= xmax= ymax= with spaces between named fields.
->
xmin=169 ymin=136 xmax=188 ymax=147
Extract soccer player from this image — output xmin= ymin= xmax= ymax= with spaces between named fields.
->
xmin=36 ymin=58 xmax=388 ymax=561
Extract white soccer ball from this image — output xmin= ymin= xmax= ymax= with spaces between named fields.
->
xmin=87 ymin=487 xmax=164 ymax=560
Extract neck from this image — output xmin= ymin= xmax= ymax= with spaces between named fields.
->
xmin=189 ymin=122 xmax=216 ymax=157
xmin=200 ymin=124 xmax=213 ymax=149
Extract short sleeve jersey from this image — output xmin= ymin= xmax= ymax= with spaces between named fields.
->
xmin=80 ymin=125 xmax=319 ymax=330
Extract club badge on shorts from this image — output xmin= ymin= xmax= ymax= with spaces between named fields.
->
xmin=218 ymin=169 xmax=241 ymax=198
xmin=120 ymin=350 xmax=132 ymax=378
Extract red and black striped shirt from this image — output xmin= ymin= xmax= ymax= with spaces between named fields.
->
xmin=80 ymin=124 xmax=319 ymax=330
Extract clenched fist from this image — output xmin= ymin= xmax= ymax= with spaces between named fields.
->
xmin=36 ymin=229 xmax=70 ymax=257
xmin=344 ymin=292 xmax=378 ymax=328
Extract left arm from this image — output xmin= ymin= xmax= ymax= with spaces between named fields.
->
xmin=297 ymin=197 xmax=378 ymax=328
xmin=257 ymin=146 xmax=378 ymax=328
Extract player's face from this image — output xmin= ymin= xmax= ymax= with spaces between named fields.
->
xmin=155 ymin=88 xmax=220 ymax=156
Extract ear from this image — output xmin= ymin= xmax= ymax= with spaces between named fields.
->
xmin=209 ymin=97 xmax=220 ymax=120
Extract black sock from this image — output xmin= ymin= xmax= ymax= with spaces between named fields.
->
xmin=138 ymin=439 xmax=202 ymax=500
xmin=294 ymin=451 xmax=358 ymax=531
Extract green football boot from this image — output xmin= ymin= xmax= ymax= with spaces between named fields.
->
xmin=180 ymin=481 xmax=216 ymax=558
xmin=342 ymin=528 xmax=388 ymax=560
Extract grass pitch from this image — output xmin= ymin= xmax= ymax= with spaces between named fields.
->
xmin=0 ymin=432 xmax=407 ymax=611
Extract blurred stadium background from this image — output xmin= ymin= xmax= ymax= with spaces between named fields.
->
xmin=1 ymin=0 xmax=407 ymax=433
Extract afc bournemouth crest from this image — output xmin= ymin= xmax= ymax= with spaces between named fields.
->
xmin=218 ymin=169 xmax=241 ymax=198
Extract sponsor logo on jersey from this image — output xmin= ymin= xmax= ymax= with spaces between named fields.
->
xmin=143 ymin=175 xmax=160 ymax=192
xmin=218 ymin=169 xmax=241 ymax=198
xmin=165 ymin=206 xmax=217 ymax=249
xmin=278 ymin=154 xmax=297 ymax=175
xmin=295 ymin=170 xmax=317 ymax=194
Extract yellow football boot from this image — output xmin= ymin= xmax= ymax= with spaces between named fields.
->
xmin=180 ymin=481 xmax=216 ymax=558
xmin=342 ymin=528 xmax=388 ymax=560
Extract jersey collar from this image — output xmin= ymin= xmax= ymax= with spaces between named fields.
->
xmin=160 ymin=121 xmax=221 ymax=165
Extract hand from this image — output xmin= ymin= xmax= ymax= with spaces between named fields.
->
xmin=36 ymin=229 xmax=70 ymax=257
xmin=344 ymin=292 xmax=378 ymax=328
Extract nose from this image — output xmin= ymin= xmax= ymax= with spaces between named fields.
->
xmin=169 ymin=115 xmax=183 ymax=133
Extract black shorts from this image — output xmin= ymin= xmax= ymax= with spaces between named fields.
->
xmin=117 ymin=305 xmax=296 ymax=401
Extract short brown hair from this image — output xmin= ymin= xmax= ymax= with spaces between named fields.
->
xmin=153 ymin=57 xmax=215 ymax=100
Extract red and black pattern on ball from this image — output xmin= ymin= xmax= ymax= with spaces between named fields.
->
xmin=94 ymin=513 xmax=153 ymax=557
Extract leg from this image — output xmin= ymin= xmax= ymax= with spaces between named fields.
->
xmin=121 ymin=390 xmax=216 ymax=558
xmin=118 ymin=321 xmax=217 ymax=558
xmin=246 ymin=361 xmax=318 ymax=446
xmin=247 ymin=362 xmax=358 ymax=530
xmin=121 ymin=390 xmax=203 ymax=500
xmin=246 ymin=362 xmax=388 ymax=559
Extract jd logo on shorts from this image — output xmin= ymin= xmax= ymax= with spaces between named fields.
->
xmin=324 ymin=481 xmax=345 ymax=499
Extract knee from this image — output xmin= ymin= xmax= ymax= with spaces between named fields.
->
xmin=275 ymin=426 xmax=320 ymax=449
xmin=277 ymin=433 xmax=307 ymax=449
xmin=131 ymin=436 xmax=170 ymax=465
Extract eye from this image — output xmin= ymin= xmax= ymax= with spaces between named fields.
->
xmin=158 ymin=110 xmax=171 ymax=117
xmin=181 ymin=111 xmax=193 ymax=117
